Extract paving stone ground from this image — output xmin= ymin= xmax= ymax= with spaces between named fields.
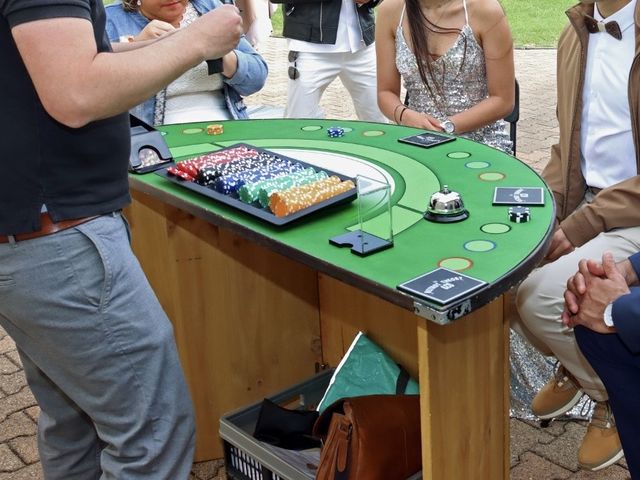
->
xmin=0 ymin=38 xmax=630 ymax=479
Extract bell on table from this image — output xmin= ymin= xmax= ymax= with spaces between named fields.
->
xmin=424 ymin=185 xmax=469 ymax=223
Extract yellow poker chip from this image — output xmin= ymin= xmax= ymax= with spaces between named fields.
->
xmin=206 ymin=124 xmax=224 ymax=135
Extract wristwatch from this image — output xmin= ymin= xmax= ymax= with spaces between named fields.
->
xmin=603 ymin=303 xmax=614 ymax=327
xmin=441 ymin=119 xmax=456 ymax=134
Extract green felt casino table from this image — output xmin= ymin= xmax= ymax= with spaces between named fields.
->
xmin=132 ymin=119 xmax=554 ymax=323
xmin=127 ymin=119 xmax=554 ymax=476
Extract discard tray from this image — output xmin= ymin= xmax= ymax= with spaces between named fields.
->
xmin=156 ymin=143 xmax=357 ymax=226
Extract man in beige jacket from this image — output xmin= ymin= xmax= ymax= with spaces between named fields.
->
xmin=514 ymin=0 xmax=640 ymax=472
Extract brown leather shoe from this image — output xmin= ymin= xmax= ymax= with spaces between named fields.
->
xmin=578 ymin=401 xmax=624 ymax=471
xmin=531 ymin=364 xmax=583 ymax=419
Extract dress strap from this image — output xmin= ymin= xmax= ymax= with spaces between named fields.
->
xmin=399 ymin=3 xmax=406 ymax=27
xmin=462 ymin=0 xmax=469 ymax=25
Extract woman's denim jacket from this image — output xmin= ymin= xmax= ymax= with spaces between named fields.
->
xmin=105 ymin=0 xmax=268 ymax=124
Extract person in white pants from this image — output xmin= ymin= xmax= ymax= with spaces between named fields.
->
xmin=275 ymin=0 xmax=387 ymax=122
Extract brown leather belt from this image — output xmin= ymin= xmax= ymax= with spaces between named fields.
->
xmin=0 ymin=213 xmax=98 ymax=244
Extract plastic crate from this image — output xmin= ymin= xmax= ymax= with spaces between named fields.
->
xmin=219 ymin=369 xmax=422 ymax=480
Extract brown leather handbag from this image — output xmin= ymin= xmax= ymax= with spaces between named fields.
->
xmin=313 ymin=395 xmax=422 ymax=480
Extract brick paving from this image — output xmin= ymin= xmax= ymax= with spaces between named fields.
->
xmin=0 ymin=38 xmax=631 ymax=479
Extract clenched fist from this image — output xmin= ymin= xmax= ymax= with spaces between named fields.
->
xmin=191 ymin=5 xmax=243 ymax=63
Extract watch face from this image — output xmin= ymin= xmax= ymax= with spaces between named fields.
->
xmin=442 ymin=121 xmax=455 ymax=134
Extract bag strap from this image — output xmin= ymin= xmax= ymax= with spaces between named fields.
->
xmin=334 ymin=424 xmax=352 ymax=480
xmin=396 ymin=364 xmax=410 ymax=394
xmin=335 ymin=451 xmax=350 ymax=480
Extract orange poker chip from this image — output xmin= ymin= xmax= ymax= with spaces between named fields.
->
xmin=206 ymin=124 xmax=224 ymax=135
xmin=271 ymin=177 xmax=355 ymax=217
xmin=269 ymin=176 xmax=341 ymax=214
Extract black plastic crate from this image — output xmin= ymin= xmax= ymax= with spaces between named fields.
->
xmin=220 ymin=369 xmax=422 ymax=480
xmin=220 ymin=370 xmax=331 ymax=480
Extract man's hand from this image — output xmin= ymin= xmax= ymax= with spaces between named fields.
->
xmin=562 ymin=252 xmax=630 ymax=333
xmin=545 ymin=226 xmax=574 ymax=261
xmin=190 ymin=5 xmax=243 ymax=63
xmin=135 ymin=19 xmax=176 ymax=41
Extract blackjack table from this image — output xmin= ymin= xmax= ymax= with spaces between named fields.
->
xmin=126 ymin=119 xmax=555 ymax=478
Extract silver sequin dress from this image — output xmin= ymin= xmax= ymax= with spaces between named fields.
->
xmin=395 ymin=17 xmax=512 ymax=153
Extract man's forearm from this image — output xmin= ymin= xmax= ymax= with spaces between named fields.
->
xmin=73 ymin=28 xmax=211 ymax=124
xmin=12 ymin=6 xmax=242 ymax=128
xmin=110 ymin=38 xmax=157 ymax=53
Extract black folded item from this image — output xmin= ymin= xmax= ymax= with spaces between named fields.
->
xmin=253 ymin=398 xmax=321 ymax=450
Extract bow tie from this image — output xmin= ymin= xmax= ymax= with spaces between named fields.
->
xmin=584 ymin=14 xmax=622 ymax=40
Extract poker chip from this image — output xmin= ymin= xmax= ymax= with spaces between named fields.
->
xmin=508 ymin=206 xmax=531 ymax=223
xmin=269 ymin=176 xmax=354 ymax=217
xmin=213 ymin=161 xmax=304 ymax=195
xmin=167 ymin=166 xmax=195 ymax=181
xmin=238 ymin=166 xmax=316 ymax=203
xmin=327 ymin=126 xmax=345 ymax=138
xmin=257 ymin=169 xmax=328 ymax=207
xmin=207 ymin=124 xmax=224 ymax=135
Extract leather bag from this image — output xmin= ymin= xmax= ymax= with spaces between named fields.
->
xmin=312 ymin=395 xmax=422 ymax=480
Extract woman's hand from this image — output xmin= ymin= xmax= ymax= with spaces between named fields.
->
xmin=400 ymin=109 xmax=444 ymax=131
xmin=135 ymin=20 xmax=176 ymax=41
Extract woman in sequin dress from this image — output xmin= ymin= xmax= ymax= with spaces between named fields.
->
xmin=375 ymin=0 xmax=514 ymax=153
xmin=375 ymin=0 xmax=561 ymax=419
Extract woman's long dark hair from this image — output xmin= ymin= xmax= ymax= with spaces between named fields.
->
xmin=404 ymin=0 xmax=467 ymax=105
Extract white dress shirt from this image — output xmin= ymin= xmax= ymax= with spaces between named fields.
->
xmin=580 ymin=0 xmax=637 ymax=189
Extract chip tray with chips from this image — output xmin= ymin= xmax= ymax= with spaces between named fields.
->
xmin=156 ymin=143 xmax=358 ymax=225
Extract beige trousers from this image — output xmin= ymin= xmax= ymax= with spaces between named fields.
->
xmin=514 ymin=225 xmax=640 ymax=401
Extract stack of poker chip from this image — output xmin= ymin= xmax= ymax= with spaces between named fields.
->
xmin=166 ymin=166 xmax=194 ymax=181
xmin=195 ymin=152 xmax=282 ymax=186
xmin=238 ymin=167 xmax=316 ymax=204
xmin=269 ymin=176 xmax=356 ymax=217
xmin=508 ymin=206 xmax=531 ymax=223
xmin=327 ymin=126 xmax=345 ymax=138
xmin=167 ymin=146 xmax=259 ymax=182
xmin=213 ymin=160 xmax=305 ymax=195
xmin=206 ymin=124 xmax=223 ymax=135
xmin=257 ymin=170 xmax=329 ymax=207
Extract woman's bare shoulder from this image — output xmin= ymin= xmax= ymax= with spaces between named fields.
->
xmin=465 ymin=0 xmax=507 ymax=30
xmin=378 ymin=0 xmax=405 ymax=23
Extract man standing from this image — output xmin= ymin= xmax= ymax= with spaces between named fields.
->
xmin=0 ymin=1 xmax=242 ymax=478
xmin=514 ymin=0 xmax=640 ymax=471
xmin=272 ymin=0 xmax=387 ymax=121
xmin=563 ymin=251 xmax=640 ymax=478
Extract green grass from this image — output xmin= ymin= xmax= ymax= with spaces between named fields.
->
xmin=270 ymin=0 xmax=576 ymax=48
xmin=501 ymin=0 xmax=576 ymax=47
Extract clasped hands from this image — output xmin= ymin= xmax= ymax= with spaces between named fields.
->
xmin=562 ymin=251 xmax=632 ymax=333
xmin=399 ymin=109 xmax=444 ymax=131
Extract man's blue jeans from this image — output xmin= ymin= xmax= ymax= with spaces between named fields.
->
xmin=0 ymin=213 xmax=195 ymax=479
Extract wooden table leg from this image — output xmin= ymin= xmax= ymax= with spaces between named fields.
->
xmin=418 ymin=299 xmax=509 ymax=479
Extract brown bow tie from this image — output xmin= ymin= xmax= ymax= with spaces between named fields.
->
xmin=584 ymin=14 xmax=622 ymax=40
